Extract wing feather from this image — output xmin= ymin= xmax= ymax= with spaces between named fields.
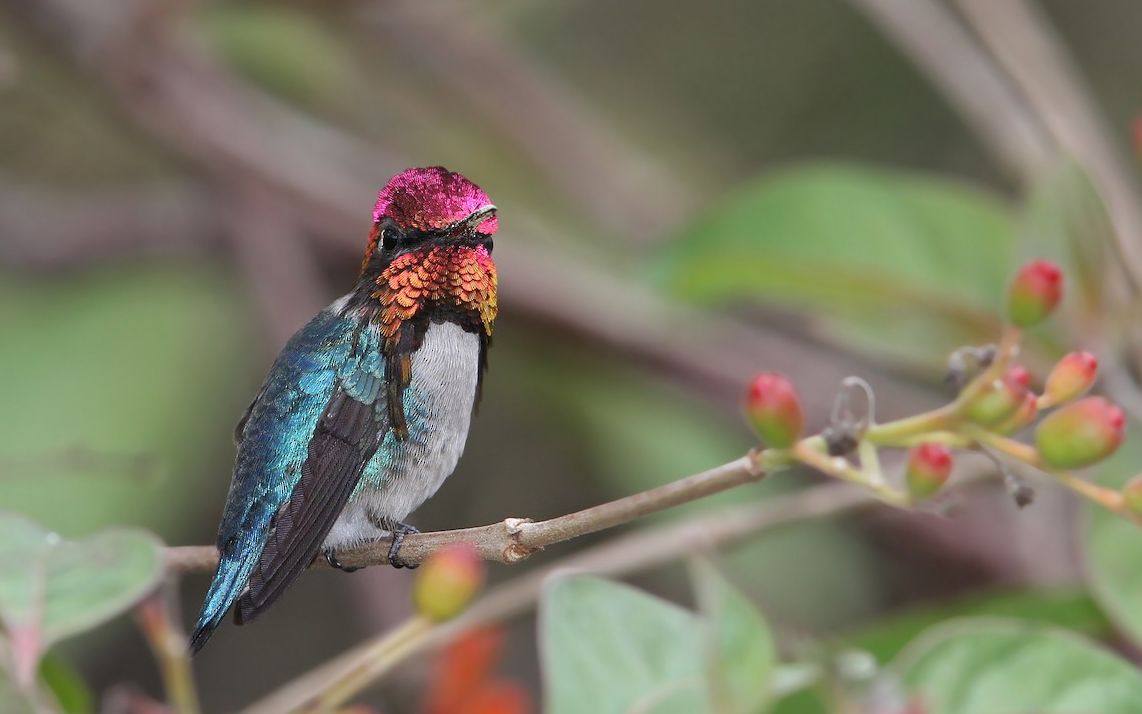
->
xmin=236 ymin=375 xmax=389 ymax=623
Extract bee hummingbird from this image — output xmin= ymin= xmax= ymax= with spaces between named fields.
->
xmin=190 ymin=167 xmax=498 ymax=652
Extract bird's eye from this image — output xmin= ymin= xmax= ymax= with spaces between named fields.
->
xmin=381 ymin=227 xmax=399 ymax=251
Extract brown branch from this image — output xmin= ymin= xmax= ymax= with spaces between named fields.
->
xmin=224 ymin=180 xmax=329 ymax=350
xmin=240 ymin=458 xmax=998 ymax=713
xmin=0 ymin=177 xmax=221 ymax=269
xmin=165 ymin=454 xmax=767 ymax=573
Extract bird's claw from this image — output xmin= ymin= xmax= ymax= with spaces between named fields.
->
xmin=324 ymin=548 xmax=361 ymax=573
xmin=388 ymin=522 xmax=420 ymax=569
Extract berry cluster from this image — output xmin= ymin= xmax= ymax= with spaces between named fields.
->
xmin=743 ymin=260 xmax=1133 ymax=516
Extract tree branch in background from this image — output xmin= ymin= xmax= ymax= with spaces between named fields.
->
xmin=369 ymin=1 xmax=697 ymax=242
xmin=846 ymin=0 xmax=1054 ymax=184
xmin=13 ymin=0 xmax=949 ymax=423
xmin=0 ymin=177 xmax=220 ymax=269
xmin=954 ymin=0 xmax=1142 ymax=294
xmin=224 ymin=180 xmax=329 ymax=349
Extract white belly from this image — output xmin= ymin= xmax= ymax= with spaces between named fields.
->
xmin=323 ymin=321 xmax=480 ymax=549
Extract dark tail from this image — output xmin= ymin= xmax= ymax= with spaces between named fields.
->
xmin=189 ymin=546 xmax=262 ymax=653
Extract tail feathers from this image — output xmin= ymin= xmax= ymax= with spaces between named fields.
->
xmin=189 ymin=548 xmax=261 ymax=654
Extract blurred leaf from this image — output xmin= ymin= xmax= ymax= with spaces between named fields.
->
xmin=540 ymin=576 xmax=710 ymax=714
xmin=1016 ymin=158 xmax=1118 ymax=327
xmin=0 ymin=266 xmax=249 ymax=539
xmin=651 ymin=163 xmax=1012 ymax=367
xmin=843 ymin=588 xmax=1111 ymax=662
xmin=38 ymin=655 xmax=92 ymax=714
xmin=894 ymin=617 xmax=1142 ymax=713
xmin=0 ymin=513 xmax=163 ymax=686
xmin=1084 ymin=419 xmax=1142 ymax=647
xmin=198 ymin=5 xmax=356 ymax=107
xmin=691 ymin=559 xmax=775 ymax=713
xmin=771 ymin=688 xmax=829 ymax=714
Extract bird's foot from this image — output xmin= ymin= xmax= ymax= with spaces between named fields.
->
xmin=323 ymin=548 xmax=361 ymax=573
xmin=387 ymin=522 xmax=421 ymax=569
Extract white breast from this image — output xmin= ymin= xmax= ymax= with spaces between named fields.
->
xmin=324 ymin=321 xmax=481 ymax=549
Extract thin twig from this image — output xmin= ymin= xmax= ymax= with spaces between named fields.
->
xmin=135 ymin=588 xmax=201 ymax=714
xmin=240 ymin=460 xmax=999 ymax=714
xmin=165 ymin=453 xmax=770 ymax=573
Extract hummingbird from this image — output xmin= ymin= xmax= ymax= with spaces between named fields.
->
xmin=189 ymin=167 xmax=498 ymax=652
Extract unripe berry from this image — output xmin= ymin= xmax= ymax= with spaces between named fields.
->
xmin=995 ymin=392 xmax=1038 ymax=435
xmin=1123 ymin=475 xmax=1142 ymax=518
xmin=744 ymin=373 xmax=804 ymax=448
xmin=414 ymin=543 xmax=485 ymax=622
xmin=906 ymin=443 xmax=953 ymax=499
xmin=1035 ymin=397 xmax=1125 ymax=469
xmin=1041 ymin=351 xmax=1098 ymax=408
xmin=967 ymin=367 xmax=1030 ymax=426
xmin=1006 ymin=260 xmax=1063 ymax=327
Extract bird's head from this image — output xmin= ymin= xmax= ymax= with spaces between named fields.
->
xmin=361 ymin=167 xmax=499 ymax=340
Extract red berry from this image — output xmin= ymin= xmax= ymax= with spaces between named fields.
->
xmin=995 ymin=392 xmax=1038 ymax=435
xmin=967 ymin=367 xmax=1030 ymax=426
xmin=1035 ymin=396 xmax=1125 ymax=469
xmin=414 ymin=543 xmax=485 ymax=622
xmin=1007 ymin=365 xmax=1032 ymax=388
xmin=744 ymin=373 xmax=804 ymax=448
xmin=906 ymin=443 xmax=953 ymax=499
xmin=1007 ymin=260 xmax=1063 ymax=327
xmin=1042 ymin=351 xmax=1098 ymax=408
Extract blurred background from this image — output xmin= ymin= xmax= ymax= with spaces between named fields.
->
xmin=4 ymin=0 xmax=1142 ymax=711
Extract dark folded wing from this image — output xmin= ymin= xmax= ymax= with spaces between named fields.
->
xmin=236 ymin=367 xmax=389 ymax=623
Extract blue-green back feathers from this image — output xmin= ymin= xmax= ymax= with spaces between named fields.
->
xmin=190 ymin=309 xmax=388 ymax=651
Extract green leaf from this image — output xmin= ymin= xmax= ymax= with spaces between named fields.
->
xmin=38 ymin=656 xmax=91 ymax=714
xmin=0 ymin=266 xmax=249 ymax=539
xmin=540 ymin=576 xmax=709 ymax=714
xmin=691 ymin=559 xmax=775 ymax=713
xmin=1084 ymin=420 xmax=1142 ymax=647
xmin=0 ymin=513 xmax=163 ymax=683
xmin=1016 ymin=158 xmax=1117 ymax=326
xmin=843 ymin=588 xmax=1111 ymax=662
xmin=894 ymin=617 xmax=1142 ymax=713
xmin=650 ymin=162 xmax=1013 ymax=367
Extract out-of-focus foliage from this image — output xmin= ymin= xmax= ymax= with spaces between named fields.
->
xmin=198 ymin=5 xmax=357 ymax=109
xmin=652 ymin=163 xmax=1011 ymax=368
xmin=1085 ymin=422 xmax=1142 ymax=645
xmin=894 ymin=618 xmax=1142 ymax=713
xmin=0 ymin=513 xmax=163 ymax=701
xmin=540 ymin=567 xmax=774 ymax=714
xmin=0 ymin=268 xmax=249 ymax=538
xmin=843 ymin=588 xmax=1112 ymax=663
xmin=4 ymin=0 xmax=1142 ymax=710
xmin=1017 ymin=161 xmax=1118 ymax=326
xmin=37 ymin=657 xmax=92 ymax=714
